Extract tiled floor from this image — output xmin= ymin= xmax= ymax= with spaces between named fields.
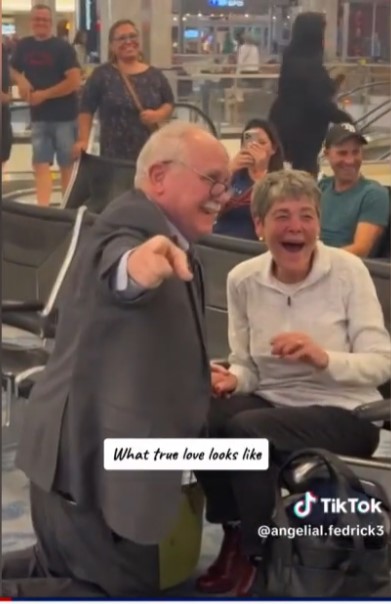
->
xmin=2 ymin=449 xmax=35 ymax=554
xmin=2 ymin=330 xmax=39 ymax=555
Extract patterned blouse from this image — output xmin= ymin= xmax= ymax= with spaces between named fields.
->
xmin=80 ymin=63 xmax=174 ymax=162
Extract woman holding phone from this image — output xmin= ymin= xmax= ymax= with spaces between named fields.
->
xmin=213 ymin=118 xmax=284 ymax=240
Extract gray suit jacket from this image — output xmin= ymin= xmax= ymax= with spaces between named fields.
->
xmin=16 ymin=191 xmax=210 ymax=544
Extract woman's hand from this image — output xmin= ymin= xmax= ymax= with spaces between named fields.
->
xmin=271 ymin=332 xmax=329 ymax=369
xmin=140 ymin=109 xmax=161 ymax=126
xmin=210 ymin=363 xmax=238 ymax=396
xmin=230 ymin=150 xmax=254 ymax=172
xmin=246 ymin=142 xmax=269 ymax=171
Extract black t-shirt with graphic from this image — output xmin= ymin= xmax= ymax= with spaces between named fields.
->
xmin=11 ymin=36 xmax=79 ymax=122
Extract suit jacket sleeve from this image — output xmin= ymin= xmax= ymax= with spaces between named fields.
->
xmin=91 ymin=192 xmax=170 ymax=304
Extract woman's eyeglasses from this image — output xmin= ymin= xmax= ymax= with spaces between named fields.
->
xmin=113 ymin=34 xmax=139 ymax=43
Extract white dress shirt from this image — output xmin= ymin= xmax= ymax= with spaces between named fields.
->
xmin=115 ymin=219 xmax=189 ymax=297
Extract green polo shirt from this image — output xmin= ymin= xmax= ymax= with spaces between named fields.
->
xmin=319 ymin=176 xmax=390 ymax=251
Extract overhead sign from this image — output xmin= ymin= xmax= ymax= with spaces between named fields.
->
xmin=209 ymin=0 xmax=245 ymax=6
xmin=182 ymin=0 xmax=274 ymax=15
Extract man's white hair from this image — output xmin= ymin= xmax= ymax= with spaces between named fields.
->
xmin=134 ymin=121 xmax=215 ymax=188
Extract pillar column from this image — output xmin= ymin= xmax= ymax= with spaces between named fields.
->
xmin=32 ymin=0 xmax=56 ymax=10
xmin=297 ymin=0 xmax=339 ymax=59
xmin=99 ymin=0 xmax=172 ymax=67
xmin=149 ymin=0 xmax=173 ymax=68
xmin=98 ymin=0 xmax=142 ymax=63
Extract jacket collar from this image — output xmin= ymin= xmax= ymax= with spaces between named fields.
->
xmin=166 ymin=220 xmax=189 ymax=251
xmin=138 ymin=189 xmax=190 ymax=251
xmin=255 ymin=242 xmax=332 ymax=291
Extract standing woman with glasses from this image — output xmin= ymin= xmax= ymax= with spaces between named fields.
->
xmin=74 ymin=20 xmax=174 ymax=162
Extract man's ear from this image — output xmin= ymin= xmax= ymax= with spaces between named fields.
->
xmin=148 ymin=163 xmax=168 ymax=192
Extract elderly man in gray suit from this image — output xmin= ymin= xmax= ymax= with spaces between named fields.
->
xmin=2 ymin=122 xmax=232 ymax=598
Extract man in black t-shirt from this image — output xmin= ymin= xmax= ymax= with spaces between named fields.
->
xmin=11 ymin=3 xmax=81 ymax=205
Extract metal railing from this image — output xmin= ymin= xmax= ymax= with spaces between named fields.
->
xmin=338 ymin=80 xmax=390 ymax=100
xmin=3 ymin=102 xmax=218 ymax=197
xmin=361 ymin=106 xmax=391 ymax=134
xmin=87 ymin=101 xmax=218 ymax=156
xmin=6 ymin=89 xmax=390 ymax=180
xmin=356 ymin=98 xmax=391 ymax=127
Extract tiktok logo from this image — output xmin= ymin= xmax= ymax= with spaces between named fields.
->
xmin=293 ymin=491 xmax=318 ymax=518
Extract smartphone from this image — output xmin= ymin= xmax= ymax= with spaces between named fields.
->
xmin=243 ymin=130 xmax=259 ymax=147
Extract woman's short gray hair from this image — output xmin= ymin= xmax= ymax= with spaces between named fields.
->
xmin=251 ymin=169 xmax=321 ymax=221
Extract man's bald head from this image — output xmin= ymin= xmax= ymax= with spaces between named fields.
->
xmin=134 ymin=121 xmax=231 ymax=241
xmin=134 ymin=121 xmax=228 ymax=189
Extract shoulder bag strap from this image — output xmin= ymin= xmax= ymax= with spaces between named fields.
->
xmin=113 ymin=64 xmax=159 ymax=132
xmin=113 ymin=64 xmax=144 ymax=112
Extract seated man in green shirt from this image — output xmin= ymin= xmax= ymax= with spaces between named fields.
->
xmin=319 ymin=123 xmax=390 ymax=257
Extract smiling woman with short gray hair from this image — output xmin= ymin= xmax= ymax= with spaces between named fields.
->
xmin=195 ymin=168 xmax=391 ymax=597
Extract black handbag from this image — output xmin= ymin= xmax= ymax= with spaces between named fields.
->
xmin=263 ymin=448 xmax=391 ymax=598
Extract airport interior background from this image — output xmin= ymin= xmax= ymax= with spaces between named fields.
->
xmin=1 ymin=0 xmax=391 ymax=597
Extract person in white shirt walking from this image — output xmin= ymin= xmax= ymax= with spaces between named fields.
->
xmin=195 ymin=169 xmax=391 ymax=598
xmin=237 ymin=33 xmax=260 ymax=73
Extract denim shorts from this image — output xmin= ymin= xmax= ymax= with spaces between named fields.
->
xmin=31 ymin=120 xmax=78 ymax=167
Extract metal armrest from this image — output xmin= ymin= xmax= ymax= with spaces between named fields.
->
xmin=2 ymin=363 xmax=46 ymax=427
xmin=2 ymin=300 xmax=44 ymax=312
xmin=354 ymin=399 xmax=391 ymax=423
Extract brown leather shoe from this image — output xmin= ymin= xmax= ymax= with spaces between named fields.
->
xmin=195 ymin=525 xmax=241 ymax=593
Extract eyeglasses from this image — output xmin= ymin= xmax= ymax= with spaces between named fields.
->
xmin=113 ymin=33 xmax=139 ymax=43
xmin=167 ymin=160 xmax=233 ymax=199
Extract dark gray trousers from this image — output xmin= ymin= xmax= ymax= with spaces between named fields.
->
xmin=196 ymin=395 xmax=380 ymax=556
xmin=2 ymin=483 xmax=160 ymax=598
